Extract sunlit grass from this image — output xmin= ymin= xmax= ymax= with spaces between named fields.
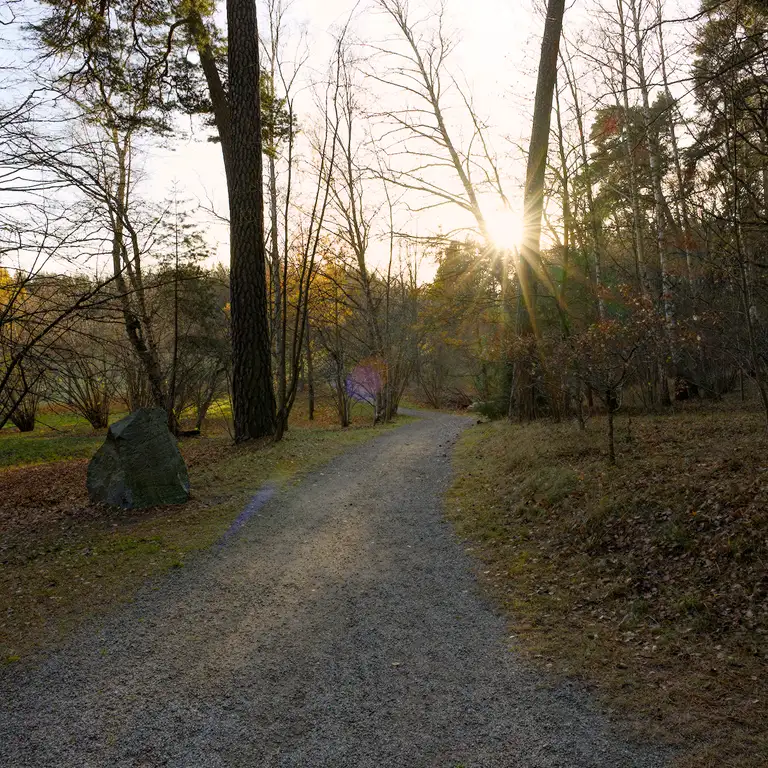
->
xmin=0 ymin=393 xmax=386 ymax=470
xmin=0 ymin=435 xmax=105 ymax=468
xmin=0 ymin=407 xmax=127 ymax=468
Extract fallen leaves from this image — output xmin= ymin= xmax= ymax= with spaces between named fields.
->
xmin=448 ymin=400 xmax=768 ymax=768
xmin=0 ymin=460 xmax=92 ymax=542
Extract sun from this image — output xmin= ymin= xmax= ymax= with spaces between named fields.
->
xmin=485 ymin=205 xmax=523 ymax=253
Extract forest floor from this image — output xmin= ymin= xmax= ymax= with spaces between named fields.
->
xmin=0 ymin=400 xmax=398 ymax=661
xmin=0 ymin=410 xmax=668 ymax=767
xmin=447 ymin=396 xmax=768 ymax=767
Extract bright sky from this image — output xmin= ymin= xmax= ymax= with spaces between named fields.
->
xmin=2 ymin=0 xmax=698 ymax=280
xmin=144 ymin=0 xmax=542 ymax=279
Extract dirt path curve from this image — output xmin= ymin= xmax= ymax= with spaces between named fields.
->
xmin=1 ymin=411 xmax=669 ymax=768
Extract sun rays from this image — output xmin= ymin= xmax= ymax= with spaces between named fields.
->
xmin=484 ymin=205 xmax=524 ymax=254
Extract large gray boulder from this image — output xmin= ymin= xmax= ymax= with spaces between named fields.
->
xmin=87 ymin=408 xmax=190 ymax=509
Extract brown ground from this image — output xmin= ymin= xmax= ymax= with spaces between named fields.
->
xmin=447 ymin=398 xmax=768 ymax=767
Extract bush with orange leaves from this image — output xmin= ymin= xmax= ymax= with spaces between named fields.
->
xmin=566 ymin=288 xmax=668 ymax=463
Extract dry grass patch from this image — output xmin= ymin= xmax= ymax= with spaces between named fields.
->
xmin=447 ymin=401 xmax=768 ymax=767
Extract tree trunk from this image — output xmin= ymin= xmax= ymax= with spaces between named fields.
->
xmin=188 ymin=10 xmax=234 ymax=190
xmin=631 ymin=0 xmax=671 ymax=315
xmin=630 ymin=0 xmax=673 ymax=407
xmin=519 ymin=0 xmax=566 ymax=331
xmin=607 ymin=396 xmax=617 ymax=465
xmin=616 ymin=0 xmax=669 ymax=408
xmin=226 ymin=0 xmax=276 ymax=441
xmin=730 ymin=102 xmax=768 ymax=427
xmin=268 ymin=151 xmax=282 ymax=375
xmin=335 ymin=361 xmax=349 ymax=427
xmin=563 ymin=48 xmax=604 ymax=320
xmin=306 ymin=324 xmax=315 ymax=421
xmin=108 ymin=133 xmax=170 ymax=425
xmin=617 ymin=0 xmax=652 ymax=300
xmin=515 ymin=0 xmax=566 ymax=420
xmin=655 ymin=0 xmax=694 ymax=293
xmin=553 ymin=78 xmax=571 ymax=335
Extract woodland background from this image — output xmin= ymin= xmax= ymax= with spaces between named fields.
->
xmin=4 ymin=1 xmax=768 ymax=764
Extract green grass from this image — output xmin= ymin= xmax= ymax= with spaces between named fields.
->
xmin=0 ymin=408 xmax=131 ymax=468
xmin=0 ymin=395 xmax=391 ymax=470
xmin=1 ymin=407 xmax=129 ymax=435
xmin=0 ymin=434 xmax=104 ymax=468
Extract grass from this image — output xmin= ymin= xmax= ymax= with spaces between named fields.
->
xmin=1 ymin=398 xmax=409 ymax=662
xmin=446 ymin=397 xmax=768 ymax=768
xmin=0 ymin=409 xmax=128 ymax=468
xmin=0 ymin=434 xmax=104 ymax=468
xmin=0 ymin=393 xmax=388 ymax=468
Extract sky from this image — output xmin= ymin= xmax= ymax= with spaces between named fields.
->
xmin=1 ymin=0 xmax=699 ymax=280
xmin=142 ymin=0 xmax=543 ymax=279
xmin=140 ymin=0 xmax=697 ymax=276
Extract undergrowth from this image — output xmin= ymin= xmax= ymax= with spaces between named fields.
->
xmin=447 ymin=400 xmax=768 ymax=767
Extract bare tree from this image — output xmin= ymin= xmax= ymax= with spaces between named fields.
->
xmin=272 ymin=32 xmax=343 ymax=440
xmin=372 ymin=0 xmax=511 ymax=243
xmin=561 ymin=42 xmax=605 ymax=321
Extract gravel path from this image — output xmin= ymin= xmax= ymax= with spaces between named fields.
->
xmin=1 ymin=412 xmax=670 ymax=768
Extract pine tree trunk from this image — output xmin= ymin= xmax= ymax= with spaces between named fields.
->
xmin=227 ymin=0 xmax=276 ymax=441
xmin=519 ymin=0 xmax=567 ymax=330
xmin=188 ymin=11 xmax=233 ymax=188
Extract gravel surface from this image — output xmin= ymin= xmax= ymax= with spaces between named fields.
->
xmin=1 ymin=412 xmax=670 ymax=767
